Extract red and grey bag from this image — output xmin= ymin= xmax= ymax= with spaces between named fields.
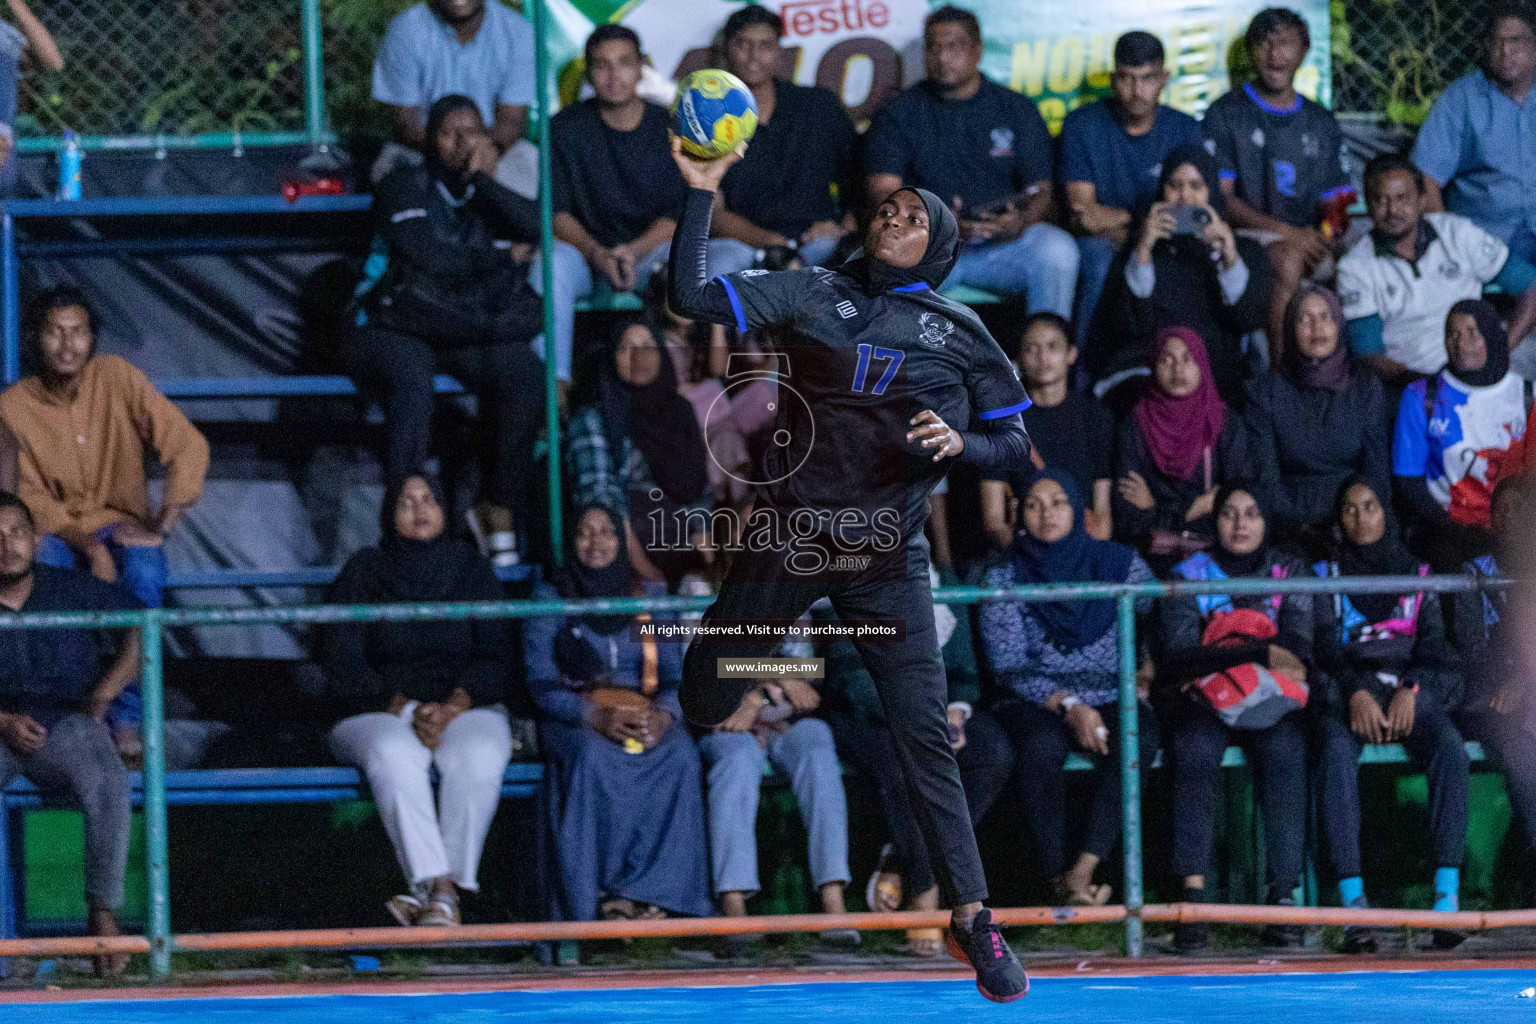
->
xmin=1193 ymin=607 xmax=1309 ymax=729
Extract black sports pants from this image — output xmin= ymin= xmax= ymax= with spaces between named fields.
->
xmin=339 ymin=324 xmax=546 ymax=518
xmin=682 ymin=533 xmax=990 ymax=906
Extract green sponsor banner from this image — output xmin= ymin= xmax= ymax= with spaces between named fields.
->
xmin=546 ymin=0 xmax=1331 ymax=130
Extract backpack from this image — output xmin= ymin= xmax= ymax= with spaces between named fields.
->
xmin=1193 ymin=607 xmax=1310 ymax=729
xmin=1183 ymin=561 xmax=1308 ymax=729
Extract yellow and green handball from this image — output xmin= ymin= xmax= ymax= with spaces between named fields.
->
xmin=672 ymin=69 xmax=759 ymax=160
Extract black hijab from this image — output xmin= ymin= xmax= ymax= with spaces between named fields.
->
xmin=1333 ymin=476 xmax=1420 ymax=621
xmin=370 ymin=474 xmax=469 ymax=602
xmin=1156 ymin=143 xmax=1227 ymax=218
xmin=1145 ymin=144 xmax=1229 ymax=264
xmin=423 ymin=93 xmax=480 ymax=189
xmin=1211 ymin=485 xmax=1271 ymax=578
xmin=587 ymin=326 xmax=709 ymax=506
xmin=559 ymin=504 xmax=634 ymax=635
xmin=841 ymin=187 xmax=960 ymax=295
xmin=1447 ymin=298 xmax=1510 ymax=388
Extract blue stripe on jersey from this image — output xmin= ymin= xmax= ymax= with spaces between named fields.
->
xmin=891 ymin=282 xmax=929 ymax=292
xmin=978 ymin=397 xmax=1032 ymax=420
xmin=717 ymin=276 xmax=747 ymax=333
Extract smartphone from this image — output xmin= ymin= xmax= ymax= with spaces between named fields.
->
xmin=967 ymin=185 xmax=1041 ymax=219
xmin=1170 ymin=204 xmax=1213 ymax=236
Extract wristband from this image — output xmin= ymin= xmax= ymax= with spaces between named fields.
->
xmin=398 ymin=700 xmax=419 ymax=723
xmin=1059 ymin=695 xmax=1082 ymax=715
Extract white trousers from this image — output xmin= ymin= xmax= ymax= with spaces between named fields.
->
xmin=330 ymin=708 xmax=513 ymax=891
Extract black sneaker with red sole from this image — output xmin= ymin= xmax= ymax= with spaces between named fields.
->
xmin=946 ymin=908 xmax=1029 ymax=1004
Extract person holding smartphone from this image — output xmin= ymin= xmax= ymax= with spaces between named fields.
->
xmin=1090 ymin=144 xmax=1272 ymax=406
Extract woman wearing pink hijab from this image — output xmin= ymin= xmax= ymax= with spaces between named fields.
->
xmin=1112 ymin=326 xmax=1246 ymax=575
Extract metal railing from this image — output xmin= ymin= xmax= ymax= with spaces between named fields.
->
xmin=0 ymin=570 xmax=1508 ymax=977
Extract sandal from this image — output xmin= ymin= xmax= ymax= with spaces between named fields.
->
xmin=417 ymin=893 xmax=460 ymax=927
xmin=865 ymin=843 xmax=903 ymax=913
xmin=901 ymin=929 xmax=944 ymax=957
xmin=1052 ymin=878 xmax=1112 ymax=907
xmin=599 ymin=897 xmax=637 ymax=920
xmin=89 ymin=908 xmax=130 ymax=979
xmin=386 ymin=893 xmax=425 ymax=927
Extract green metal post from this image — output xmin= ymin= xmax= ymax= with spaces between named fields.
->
xmin=140 ymin=610 xmax=171 ymax=978
xmin=300 ymin=0 xmax=327 ymax=146
xmin=533 ymin=0 xmax=563 ymax=566
xmin=1116 ymin=593 xmax=1143 ymax=958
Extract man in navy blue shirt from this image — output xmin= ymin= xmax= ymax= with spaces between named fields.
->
xmin=709 ymin=5 xmax=859 ymax=276
xmin=0 ymin=492 xmax=136 ymax=976
xmin=864 ymin=5 xmax=1078 ymax=316
xmin=1059 ymin=31 xmax=1202 ymax=347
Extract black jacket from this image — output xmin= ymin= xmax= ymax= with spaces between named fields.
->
xmin=1312 ymin=584 xmax=1461 ymax=717
xmin=317 ymin=542 xmax=519 ymax=721
xmin=1091 ymin=234 xmax=1270 ymax=402
xmin=1241 ymin=366 xmax=1390 ymax=544
xmin=368 ymin=164 xmax=541 ymax=345
xmin=1112 ymin=416 xmax=1245 ymax=554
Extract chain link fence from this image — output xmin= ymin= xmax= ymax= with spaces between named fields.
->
xmin=1332 ymin=0 xmax=1493 ymax=122
xmin=16 ymin=0 xmax=311 ymax=141
xmin=321 ymin=0 xmax=417 ymax=144
xmin=4 ymin=0 xmax=1501 ymax=143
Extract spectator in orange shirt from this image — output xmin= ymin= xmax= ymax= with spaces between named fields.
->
xmin=0 ymin=287 xmax=208 ymax=749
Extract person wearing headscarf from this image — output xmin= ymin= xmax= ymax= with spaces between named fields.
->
xmin=322 ymin=474 xmax=521 ymax=930
xmin=1242 ymin=285 xmax=1390 ymax=551
xmin=1309 ymin=478 xmax=1466 ymax=952
xmin=1158 ymin=486 xmax=1312 ymax=953
xmin=564 ymin=310 xmax=713 ymax=584
xmin=1393 ymin=298 xmax=1535 ymax=569
xmin=1112 ymin=327 xmax=1245 ymax=575
xmin=1090 ymin=143 xmax=1271 ymax=404
xmin=523 ymin=504 xmax=711 ymax=923
xmin=976 ymin=469 xmax=1157 ymax=907
xmin=668 ymin=147 xmax=1032 ymax=1001
xmin=339 ymin=94 xmax=548 ymax=569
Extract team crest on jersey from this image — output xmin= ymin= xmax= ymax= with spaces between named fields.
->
xmin=1251 ymin=127 xmax=1266 ymax=148
xmin=989 ymin=128 xmax=1014 ymax=158
xmin=918 ymin=312 xmax=954 ymax=348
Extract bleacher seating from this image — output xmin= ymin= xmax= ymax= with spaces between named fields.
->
xmin=0 ymin=742 xmax=1490 ymax=942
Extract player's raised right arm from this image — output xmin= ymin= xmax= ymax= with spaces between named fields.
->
xmin=669 ymin=136 xmax=804 ymax=332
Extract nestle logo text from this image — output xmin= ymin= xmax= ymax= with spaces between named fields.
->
xmin=780 ymin=0 xmax=891 ymax=38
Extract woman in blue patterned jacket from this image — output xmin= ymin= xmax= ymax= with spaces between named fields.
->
xmin=977 ymin=468 xmax=1157 ymax=907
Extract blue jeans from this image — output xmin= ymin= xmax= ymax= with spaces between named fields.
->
xmin=35 ymin=533 xmax=167 ymax=728
xmin=943 ymin=222 xmax=1079 ymax=316
xmin=698 ymin=717 xmax=850 ymax=897
xmin=546 ymin=236 xmax=747 ymax=354
xmin=1073 ymin=235 xmax=1119 ymax=350
xmin=708 ymin=235 xmax=843 ymax=278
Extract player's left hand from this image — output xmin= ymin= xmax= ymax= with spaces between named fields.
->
xmin=908 ymin=410 xmax=963 ymax=462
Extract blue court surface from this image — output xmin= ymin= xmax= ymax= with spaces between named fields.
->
xmin=10 ymin=970 xmax=1536 ymax=1024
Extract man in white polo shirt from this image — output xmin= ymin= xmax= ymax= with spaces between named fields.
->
xmin=1339 ymin=152 xmax=1536 ymax=387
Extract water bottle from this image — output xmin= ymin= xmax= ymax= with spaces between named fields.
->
xmin=58 ymin=131 xmax=81 ymax=201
